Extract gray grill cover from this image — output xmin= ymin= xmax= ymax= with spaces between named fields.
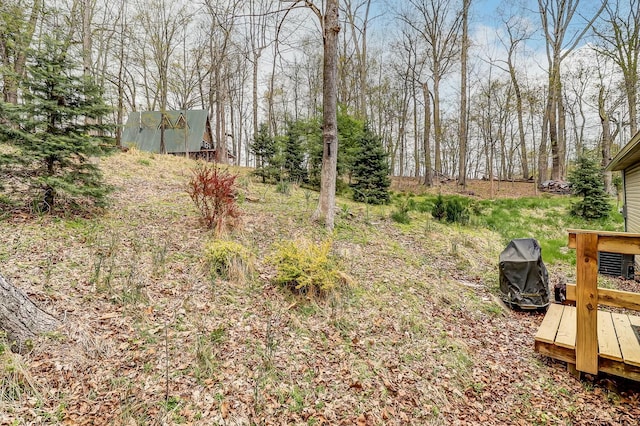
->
xmin=499 ymin=238 xmax=550 ymax=309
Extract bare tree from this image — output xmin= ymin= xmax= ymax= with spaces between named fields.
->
xmin=136 ymin=0 xmax=191 ymax=154
xmin=458 ymin=0 xmax=470 ymax=186
xmin=281 ymin=0 xmax=340 ymax=229
xmin=245 ymin=0 xmax=277 ymax=165
xmin=203 ymin=0 xmax=240 ymax=163
xmin=343 ymin=0 xmax=375 ymax=119
xmin=399 ymin=0 xmax=462 ymax=176
xmin=314 ymin=0 xmax=340 ymax=229
xmin=496 ymin=13 xmax=533 ymax=180
xmin=422 ymin=81 xmax=433 ymax=185
xmin=538 ymin=0 xmax=606 ymax=182
xmin=594 ymin=54 xmax=624 ymax=194
xmin=563 ymin=57 xmax=592 ymax=159
xmin=593 ymin=0 xmax=640 ymax=137
xmin=0 ymin=0 xmax=43 ymax=104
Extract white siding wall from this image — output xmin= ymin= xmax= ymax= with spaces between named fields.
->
xmin=625 ymin=163 xmax=640 ymax=233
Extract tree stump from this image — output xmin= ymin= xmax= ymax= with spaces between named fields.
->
xmin=0 ymin=273 xmax=59 ymax=352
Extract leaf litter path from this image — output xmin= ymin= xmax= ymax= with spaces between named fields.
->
xmin=0 ymin=151 xmax=638 ymax=425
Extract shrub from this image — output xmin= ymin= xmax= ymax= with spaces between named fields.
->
xmin=391 ymin=209 xmax=411 ymax=224
xmin=350 ymin=125 xmax=391 ymax=204
xmin=205 ymin=240 xmax=254 ymax=282
xmin=568 ymin=155 xmax=610 ymax=220
xmin=267 ymin=238 xmax=351 ymax=295
xmin=391 ymin=198 xmax=412 ymax=224
xmin=431 ymin=194 xmax=446 ymax=221
xmin=445 ymin=198 xmax=470 ymax=224
xmin=187 ymin=163 xmax=240 ymax=233
xmin=276 ymin=180 xmax=291 ymax=195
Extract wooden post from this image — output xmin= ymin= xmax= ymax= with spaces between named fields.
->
xmin=575 ymin=233 xmax=599 ymax=374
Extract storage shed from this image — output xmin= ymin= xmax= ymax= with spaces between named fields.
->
xmin=606 ymin=130 xmax=640 ymax=233
xmin=122 ymin=110 xmax=233 ymax=162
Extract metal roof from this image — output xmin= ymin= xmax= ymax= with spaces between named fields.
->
xmin=606 ymin=131 xmax=640 ymax=171
xmin=121 ymin=110 xmax=211 ymax=154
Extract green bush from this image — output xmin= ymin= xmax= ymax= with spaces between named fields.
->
xmin=391 ymin=209 xmax=411 ymax=224
xmin=350 ymin=126 xmax=391 ymax=204
xmin=429 ymin=195 xmax=470 ymax=225
xmin=276 ymin=180 xmax=291 ymax=195
xmin=267 ymin=238 xmax=351 ymax=295
xmin=568 ymin=155 xmax=610 ymax=219
xmin=205 ymin=240 xmax=254 ymax=282
xmin=445 ymin=198 xmax=470 ymax=224
xmin=431 ymin=194 xmax=446 ymax=220
xmin=391 ymin=198 xmax=412 ymax=224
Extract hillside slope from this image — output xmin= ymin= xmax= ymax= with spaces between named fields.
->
xmin=1 ymin=150 xmax=638 ymax=425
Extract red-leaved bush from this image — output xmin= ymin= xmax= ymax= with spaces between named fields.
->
xmin=187 ymin=163 xmax=240 ymax=233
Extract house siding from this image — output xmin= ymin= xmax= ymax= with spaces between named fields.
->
xmin=625 ymin=162 xmax=640 ymax=233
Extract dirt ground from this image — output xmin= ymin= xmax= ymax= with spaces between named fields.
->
xmin=1 ymin=153 xmax=639 ymax=425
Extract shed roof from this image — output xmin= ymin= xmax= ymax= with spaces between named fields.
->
xmin=606 ymin=131 xmax=640 ymax=171
xmin=122 ymin=110 xmax=210 ymax=154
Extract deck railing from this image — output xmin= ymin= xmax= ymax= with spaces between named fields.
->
xmin=566 ymin=229 xmax=640 ymax=374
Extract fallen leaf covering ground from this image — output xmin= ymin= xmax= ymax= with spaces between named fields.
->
xmin=1 ymin=150 xmax=639 ymax=425
xmin=391 ymin=176 xmax=539 ymax=199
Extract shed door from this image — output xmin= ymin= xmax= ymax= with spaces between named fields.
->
xmin=625 ymin=162 xmax=640 ymax=233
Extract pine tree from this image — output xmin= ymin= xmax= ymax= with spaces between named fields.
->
xmin=0 ymin=33 xmax=112 ymax=213
xmin=568 ymin=155 xmax=611 ymax=219
xmin=283 ymin=120 xmax=307 ymax=183
xmin=250 ymin=123 xmax=277 ymax=183
xmin=351 ymin=125 xmax=390 ymax=204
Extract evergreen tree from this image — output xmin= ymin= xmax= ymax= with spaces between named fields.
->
xmin=0 ymin=33 xmax=112 ymax=213
xmin=351 ymin=125 xmax=390 ymax=204
xmin=307 ymin=109 xmax=363 ymax=191
xmin=568 ymin=155 xmax=611 ymax=219
xmin=283 ymin=120 xmax=307 ymax=183
xmin=250 ymin=122 xmax=277 ymax=183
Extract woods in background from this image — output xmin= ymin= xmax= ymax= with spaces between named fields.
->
xmin=1 ymin=0 xmax=637 ymax=187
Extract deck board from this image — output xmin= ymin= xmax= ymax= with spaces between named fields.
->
xmin=534 ymin=303 xmax=564 ymax=344
xmin=597 ymin=311 xmax=622 ymax=361
xmin=534 ymin=305 xmax=640 ymax=380
xmin=615 ymin=313 xmax=640 ymax=367
xmin=555 ymin=305 xmax=577 ymax=349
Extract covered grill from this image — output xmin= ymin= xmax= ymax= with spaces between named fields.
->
xmin=499 ymin=238 xmax=550 ymax=310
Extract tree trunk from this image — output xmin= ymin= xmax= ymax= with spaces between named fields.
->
xmin=538 ymin=88 xmax=551 ymax=186
xmin=312 ymin=0 xmax=340 ymax=230
xmin=599 ymin=86 xmax=614 ymax=194
xmin=422 ymin=82 xmax=433 ymax=186
xmin=433 ymin=74 xmax=442 ymax=175
xmin=1 ymin=0 xmax=43 ymax=104
xmin=0 ymin=273 xmax=59 ymax=353
xmin=458 ymin=0 xmax=470 ymax=187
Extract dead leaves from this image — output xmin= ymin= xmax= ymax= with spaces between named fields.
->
xmin=220 ymin=400 xmax=230 ymax=418
xmin=2 ymin=154 xmax=639 ymax=425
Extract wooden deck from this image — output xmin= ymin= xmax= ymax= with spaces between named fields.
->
xmin=534 ymin=304 xmax=640 ymax=381
xmin=534 ymin=229 xmax=640 ymax=381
